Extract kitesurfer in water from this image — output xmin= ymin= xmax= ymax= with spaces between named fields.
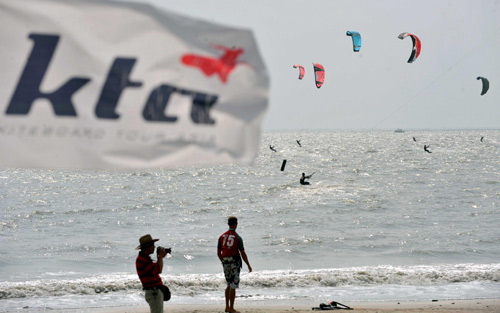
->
xmin=296 ymin=140 xmax=301 ymax=147
xmin=413 ymin=137 xmax=417 ymax=142
xmin=300 ymin=173 xmax=311 ymax=185
xmin=424 ymin=145 xmax=432 ymax=153
xmin=269 ymin=145 xmax=276 ymax=152
xmin=481 ymin=136 xmax=484 ymax=142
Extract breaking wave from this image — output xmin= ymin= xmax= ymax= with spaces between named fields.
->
xmin=1 ymin=263 xmax=499 ymax=299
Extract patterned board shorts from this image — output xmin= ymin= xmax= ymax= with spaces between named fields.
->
xmin=223 ymin=261 xmax=241 ymax=289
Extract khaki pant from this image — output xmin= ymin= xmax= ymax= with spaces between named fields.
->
xmin=145 ymin=288 xmax=163 ymax=313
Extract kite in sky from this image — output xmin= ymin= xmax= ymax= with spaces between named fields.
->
xmin=313 ymin=63 xmax=325 ymax=88
xmin=476 ymin=76 xmax=489 ymax=96
xmin=293 ymin=64 xmax=305 ymax=80
xmin=398 ymin=32 xmax=421 ymax=63
xmin=346 ymin=31 xmax=361 ymax=52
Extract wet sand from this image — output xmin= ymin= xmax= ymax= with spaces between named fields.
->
xmin=66 ymin=298 xmax=500 ymax=313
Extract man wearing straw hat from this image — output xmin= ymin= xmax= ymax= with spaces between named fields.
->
xmin=136 ymin=234 xmax=168 ymax=313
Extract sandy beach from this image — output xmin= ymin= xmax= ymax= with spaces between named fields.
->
xmin=62 ymin=299 xmax=500 ymax=313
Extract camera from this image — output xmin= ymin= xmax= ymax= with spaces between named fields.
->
xmin=157 ymin=246 xmax=172 ymax=257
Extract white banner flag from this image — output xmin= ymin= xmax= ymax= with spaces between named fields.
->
xmin=0 ymin=0 xmax=268 ymax=169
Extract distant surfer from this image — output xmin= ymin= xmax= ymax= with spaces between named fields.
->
xmin=296 ymin=140 xmax=301 ymax=147
xmin=300 ymin=172 xmax=314 ymax=185
xmin=424 ymin=145 xmax=432 ymax=153
xmin=269 ymin=145 xmax=277 ymax=152
xmin=480 ymin=136 xmax=484 ymax=142
xmin=413 ymin=137 xmax=417 ymax=142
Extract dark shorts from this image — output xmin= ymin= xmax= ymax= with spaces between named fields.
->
xmin=222 ymin=257 xmax=241 ymax=289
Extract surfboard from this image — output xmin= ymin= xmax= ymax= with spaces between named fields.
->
xmin=312 ymin=301 xmax=352 ymax=310
xmin=280 ymin=159 xmax=287 ymax=171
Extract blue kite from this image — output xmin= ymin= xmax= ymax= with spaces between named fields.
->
xmin=346 ymin=31 xmax=362 ymax=52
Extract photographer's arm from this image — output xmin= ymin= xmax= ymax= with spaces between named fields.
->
xmin=157 ymin=248 xmax=167 ymax=274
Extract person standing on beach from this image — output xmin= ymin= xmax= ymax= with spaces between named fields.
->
xmin=136 ymin=234 xmax=168 ymax=313
xmin=217 ymin=216 xmax=252 ymax=313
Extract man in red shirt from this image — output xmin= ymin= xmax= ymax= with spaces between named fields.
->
xmin=136 ymin=234 xmax=167 ymax=313
xmin=217 ymin=216 xmax=252 ymax=313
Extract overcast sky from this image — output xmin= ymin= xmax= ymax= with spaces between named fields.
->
xmin=144 ymin=0 xmax=500 ymax=131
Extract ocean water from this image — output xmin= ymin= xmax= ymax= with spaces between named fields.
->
xmin=1 ymin=130 xmax=500 ymax=312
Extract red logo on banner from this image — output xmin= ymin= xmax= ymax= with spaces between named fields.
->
xmin=181 ymin=45 xmax=244 ymax=83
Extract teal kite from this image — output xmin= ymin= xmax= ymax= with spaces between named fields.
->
xmin=346 ymin=31 xmax=361 ymax=52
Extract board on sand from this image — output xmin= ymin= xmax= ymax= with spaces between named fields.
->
xmin=312 ymin=301 xmax=352 ymax=310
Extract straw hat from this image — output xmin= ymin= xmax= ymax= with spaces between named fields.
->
xmin=136 ymin=234 xmax=159 ymax=250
